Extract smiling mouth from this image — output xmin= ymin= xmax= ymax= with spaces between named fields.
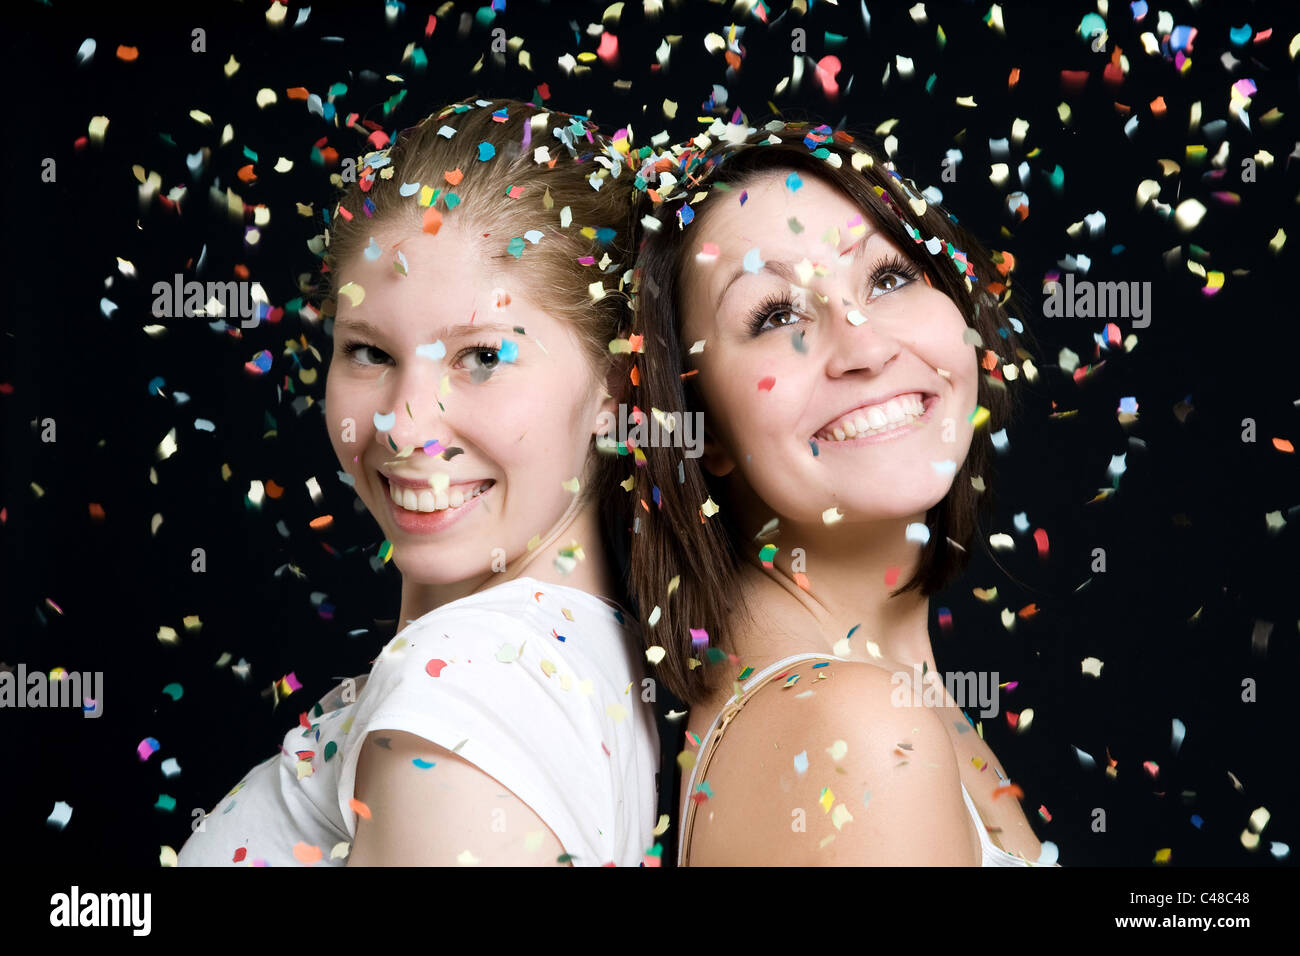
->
xmin=380 ymin=475 xmax=496 ymax=513
xmin=813 ymin=393 xmax=938 ymax=443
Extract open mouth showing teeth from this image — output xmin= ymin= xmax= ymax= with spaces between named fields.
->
xmin=814 ymin=393 xmax=937 ymax=443
xmin=383 ymin=476 xmax=495 ymax=513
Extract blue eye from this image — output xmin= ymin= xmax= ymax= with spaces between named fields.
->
xmin=459 ymin=347 xmax=500 ymax=372
xmin=340 ymin=341 xmax=391 ymax=366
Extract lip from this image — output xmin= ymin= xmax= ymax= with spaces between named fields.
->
xmin=379 ymin=473 xmax=495 ymax=534
xmin=813 ymin=393 xmax=940 ymax=447
xmin=815 ymin=390 xmax=939 ymax=436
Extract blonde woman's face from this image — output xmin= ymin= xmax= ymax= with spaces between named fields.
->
xmin=677 ymin=169 xmax=981 ymax=531
xmin=325 ymin=221 xmax=611 ymax=585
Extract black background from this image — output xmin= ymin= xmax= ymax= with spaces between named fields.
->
xmin=2 ymin=0 xmax=1297 ymax=892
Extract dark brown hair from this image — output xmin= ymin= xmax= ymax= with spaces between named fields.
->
xmin=309 ymin=96 xmax=641 ymax=516
xmin=622 ymin=117 xmax=1040 ymax=704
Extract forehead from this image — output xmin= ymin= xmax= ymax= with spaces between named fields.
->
xmin=694 ymin=168 xmax=862 ymax=244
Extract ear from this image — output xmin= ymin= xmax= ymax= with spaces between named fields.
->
xmin=700 ymin=427 xmax=736 ymax=478
xmin=592 ymin=354 xmax=628 ymax=438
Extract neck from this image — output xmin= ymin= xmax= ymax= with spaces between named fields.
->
xmin=731 ymin=508 xmax=937 ymax=676
xmin=396 ymin=495 xmax=617 ymax=628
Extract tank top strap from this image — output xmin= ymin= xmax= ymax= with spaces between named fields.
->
xmin=678 ymin=652 xmax=843 ymax=866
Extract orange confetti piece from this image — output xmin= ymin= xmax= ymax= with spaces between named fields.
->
xmin=1149 ymin=96 xmax=1167 ymax=116
xmin=265 ymin=479 xmax=285 ymax=499
xmin=1017 ymin=602 xmax=1039 ymax=619
xmin=285 ymin=87 xmax=310 ymax=101
xmin=115 ymin=45 xmax=139 ymax=62
xmin=349 ymin=798 xmax=371 ymax=820
xmin=293 ymin=842 xmax=323 ymax=864
xmin=1272 ymin=438 xmax=1294 ymax=453
xmin=793 ymin=572 xmax=811 ymax=592
xmin=422 ymin=205 xmax=443 ymax=236
xmin=1007 ymin=67 xmax=1020 ymax=89
xmin=629 ymin=364 xmax=640 ymax=386
xmin=88 ymin=503 xmax=105 ymax=521
xmin=308 ymin=514 xmax=334 ymax=531
xmin=236 ymin=164 xmax=257 ymax=184
xmin=992 ymin=783 xmax=1024 ymax=800
xmin=444 ymin=167 xmax=464 ymax=185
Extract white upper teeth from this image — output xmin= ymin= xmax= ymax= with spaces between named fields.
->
xmin=817 ymin=393 xmax=928 ymax=443
xmin=389 ymin=479 xmax=491 ymax=513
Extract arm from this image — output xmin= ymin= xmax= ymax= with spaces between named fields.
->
xmin=686 ymin=662 xmax=979 ymax=866
xmin=345 ymin=730 xmax=571 ymax=867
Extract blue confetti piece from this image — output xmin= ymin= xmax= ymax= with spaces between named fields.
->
xmin=506 ymin=237 xmax=526 ymax=259
xmin=147 ymin=376 xmax=166 ymax=396
xmin=363 ymin=236 xmax=382 ymax=260
xmin=412 ymin=758 xmax=436 ymax=769
xmin=809 ymin=438 xmax=819 ymax=457
xmin=794 ymin=750 xmax=809 ymax=774
xmin=416 ymin=341 xmax=446 ymax=360
xmin=477 ymin=141 xmax=496 ymax=161
xmin=785 ymin=171 xmax=803 ymax=192
xmin=677 ymin=203 xmax=694 ymax=226
xmin=373 ymin=410 xmax=396 ymax=431
xmin=743 ymin=247 xmax=765 ymax=273
xmin=498 ymin=338 xmax=519 ymax=363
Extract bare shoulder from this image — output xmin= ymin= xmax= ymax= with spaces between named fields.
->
xmin=346 ymin=729 xmax=570 ymax=867
xmin=686 ymin=660 xmax=978 ymax=866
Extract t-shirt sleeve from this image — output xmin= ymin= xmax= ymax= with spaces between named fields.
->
xmin=335 ymin=605 xmax=621 ymax=863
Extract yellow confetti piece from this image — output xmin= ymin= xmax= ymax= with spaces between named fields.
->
xmin=826 ymin=740 xmax=848 ymax=761
xmin=540 ymin=659 xmax=556 ymax=678
xmin=1081 ymin=656 xmax=1104 ymax=677
xmin=819 ymin=787 xmax=835 ymax=813
xmin=831 ymin=803 xmax=854 ymax=830
xmin=1249 ymin=807 xmax=1271 ymax=833
xmin=159 ymin=846 xmax=178 ymax=867
xmin=456 ymin=849 xmax=480 ymax=865
xmin=667 ymin=575 xmax=681 ymax=595
xmin=1153 ymin=847 xmax=1172 ymax=863
xmin=329 ymin=842 xmax=350 ymax=860
xmin=606 ymin=702 xmax=627 ymax=723
xmin=653 ymin=814 xmax=671 ymax=836
xmin=646 ymin=645 xmax=666 ymax=664
xmin=561 ymin=476 xmax=580 ymax=493
xmin=337 ymin=281 xmax=365 ymax=306
xmin=157 ymin=625 xmax=179 ymax=645
xmin=524 ymin=831 xmax=545 ymax=851
xmin=677 ymin=750 xmax=697 ymax=772
xmin=822 ymin=506 xmax=843 ymax=525
xmin=701 ymin=497 xmax=719 ymax=517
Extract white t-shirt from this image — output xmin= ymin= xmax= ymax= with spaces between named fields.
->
xmin=178 ymin=576 xmax=660 ymax=867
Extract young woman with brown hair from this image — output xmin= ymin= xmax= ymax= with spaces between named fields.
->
xmin=621 ymin=115 xmax=1058 ymax=866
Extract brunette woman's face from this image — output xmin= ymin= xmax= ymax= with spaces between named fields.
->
xmin=325 ymin=221 xmax=612 ymax=584
xmin=677 ymin=168 xmax=980 ymax=530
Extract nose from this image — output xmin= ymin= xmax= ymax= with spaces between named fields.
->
xmin=373 ymin=356 xmax=447 ymax=453
xmin=822 ymin=303 xmax=903 ymax=379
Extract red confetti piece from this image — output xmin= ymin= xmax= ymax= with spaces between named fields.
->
xmin=757 ymin=376 xmax=776 ymax=392
xmin=425 ymin=658 xmax=448 ymax=678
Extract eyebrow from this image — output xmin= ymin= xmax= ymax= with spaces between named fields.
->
xmin=713 ymin=229 xmax=877 ymax=311
xmin=334 ymin=316 xmax=518 ymax=340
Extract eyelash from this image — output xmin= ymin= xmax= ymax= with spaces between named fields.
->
xmin=745 ymin=254 xmax=922 ymax=336
xmin=339 ymin=341 xmax=502 ymax=370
